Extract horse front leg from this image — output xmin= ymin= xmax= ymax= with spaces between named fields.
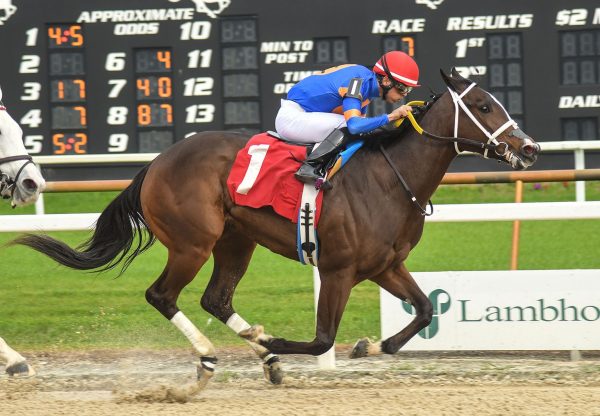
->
xmin=350 ymin=263 xmax=432 ymax=358
xmin=240 ymin=267 xmax=354 ymax=356
xmin=0 ymin=337 xmax=35 ymax=377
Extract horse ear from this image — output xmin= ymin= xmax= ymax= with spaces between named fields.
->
xmin=440 ymin=69 xmax=453 ymax=89
xmin=440 ymin=68 xmax=463 ymax=91
xmin=450 ymin=67 xmax=463 ymax=78
xmin=441 ymin=67 xmax=472 ymax=93
xmin=0 ymin=85 xmax=3 ymax=102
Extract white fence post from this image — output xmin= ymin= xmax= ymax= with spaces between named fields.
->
xmin=34 ymin=193 xmax=45 ymax=215
xmin=574 ymin=148 xmax=585 ymax=202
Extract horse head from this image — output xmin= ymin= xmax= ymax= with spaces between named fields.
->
xmin=440 ymin=68 xmax=539 ymax=170
xmin=0 ymin=86 xmax=45 ymax=206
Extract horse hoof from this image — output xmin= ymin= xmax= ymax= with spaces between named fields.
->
xmin=350 ymin=338 xmax=382 ymax=358
xmin=196 ymin=365 xmax=215 ymax=385
xmin=6 ymin=361 xmax=36 ymax=377
xmin=350 ymin=338 xmax=370 ymax=358
xmin=262 ymin=356 xmax=284 ymax=385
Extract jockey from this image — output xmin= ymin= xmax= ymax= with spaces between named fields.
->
xmin=275 ymin=50 xmax=420 ymax=187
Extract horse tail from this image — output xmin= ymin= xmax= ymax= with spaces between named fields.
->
xmin=12 ymin=165 xmax=155 ymax=275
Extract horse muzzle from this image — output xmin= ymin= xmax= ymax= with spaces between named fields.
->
xmin=503 ymin=129 xmax=540 ymax=170
xmin=10 ymin=174 xmax=46 ymax=207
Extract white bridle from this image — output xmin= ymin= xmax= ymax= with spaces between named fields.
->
xmin=448 ymin=82 xmax=517 ymax=158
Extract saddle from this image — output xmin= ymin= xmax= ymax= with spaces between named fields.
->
xmin=226 ymin=132 xmax=364 ymax=266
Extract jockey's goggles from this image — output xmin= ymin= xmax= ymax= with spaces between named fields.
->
xmin=394 ymin=82 xmax=413 ymax=95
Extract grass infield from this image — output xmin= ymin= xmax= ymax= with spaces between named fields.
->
xmin=0 ymin=182 xmax=598 ymax=350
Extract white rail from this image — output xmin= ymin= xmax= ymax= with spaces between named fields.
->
xmin=33 ymin=153 xmax=159 ymax=165
xmin=539 ymin=140 xmax=600 ymax=151
xmin=4 ymin=201 xmax=600 ymax=232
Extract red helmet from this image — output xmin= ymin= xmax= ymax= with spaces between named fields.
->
xmin=373 ymin=51 xmax=420 ymax=87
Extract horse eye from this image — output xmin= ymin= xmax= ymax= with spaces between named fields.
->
xmin=479 ymin=105 xmax=490 ymax=113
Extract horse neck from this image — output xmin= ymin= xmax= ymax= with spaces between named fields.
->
xmin=383 ymin=94 xmax=458 ymax=202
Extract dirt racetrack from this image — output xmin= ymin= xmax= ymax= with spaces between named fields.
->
xmin=2 ymin=347 xmax=600 ymax=416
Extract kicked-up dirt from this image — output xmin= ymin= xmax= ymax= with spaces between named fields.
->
xmin=1 ymin=347 xmax=600 ymax=416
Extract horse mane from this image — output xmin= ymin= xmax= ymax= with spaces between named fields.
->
xmin=360 ymin=92 xmax=445 ymax=150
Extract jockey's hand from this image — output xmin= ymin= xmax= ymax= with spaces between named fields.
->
xmin=387 ymin=105 xmax=413 ymax=122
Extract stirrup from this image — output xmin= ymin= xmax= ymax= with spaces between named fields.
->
xmin=295 ymin=172 xmax=320 ymax=184
xmin=295 ymin=163 xmax=320 ymax=183
xmin=295 ymin=167 xmax=332 ymax=190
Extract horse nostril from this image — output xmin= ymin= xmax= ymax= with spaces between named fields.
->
xmin=522 ymin=144 xmax=538 ymax=156
xmin=22 ymin=179 xmax=38 ymax=192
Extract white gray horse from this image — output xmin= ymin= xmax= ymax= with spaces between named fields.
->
xmin=0 ymin=85 xmax=46 ymax=376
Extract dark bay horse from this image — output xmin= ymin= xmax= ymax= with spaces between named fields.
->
xmin=14 ymin=70 xmax=539 ymax=388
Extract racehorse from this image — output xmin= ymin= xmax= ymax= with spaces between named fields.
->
xmin=14 ymin=70 xmax=539 ymax=389
xmin=0 ymin=85 xmax=46 ymax=376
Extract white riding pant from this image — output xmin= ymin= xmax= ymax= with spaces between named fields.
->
xmin=275 ymin=99 xmax=347 ymax=143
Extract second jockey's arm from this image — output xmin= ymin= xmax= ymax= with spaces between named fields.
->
xmin=343 ymin=97 xmax=412 ymax=135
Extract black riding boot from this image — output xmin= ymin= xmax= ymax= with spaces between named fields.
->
xmin=295 ymin=129 xmax=347 ymax=188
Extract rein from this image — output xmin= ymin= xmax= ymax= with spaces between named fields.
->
xmin=378 ymin=143 xmax=433 ymax=216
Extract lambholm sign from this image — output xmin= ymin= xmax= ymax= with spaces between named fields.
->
xmin=381 ymin=270 xmax=600 ymax=350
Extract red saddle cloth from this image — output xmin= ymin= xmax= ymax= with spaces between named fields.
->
xmin=227 ymin=132 xmax=324 ymax=225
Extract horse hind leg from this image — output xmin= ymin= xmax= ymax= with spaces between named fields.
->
xmin=351 ymin=263 xmax=432 ymax=358
xmin=200 ymin=227 xmax=283 ymax=385
xmin=145 ymin=247 xmax=218 ymax=392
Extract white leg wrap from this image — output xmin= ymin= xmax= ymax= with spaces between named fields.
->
xmin=226 ymin=313 xmax=251 ymax=334
xmin=262 ymin=353 xmax=277 ymax=362
xmin=170 ymin=312 xmax=215 ymax=356
xmin=0 ymin=337 xmax=26 ymax=367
